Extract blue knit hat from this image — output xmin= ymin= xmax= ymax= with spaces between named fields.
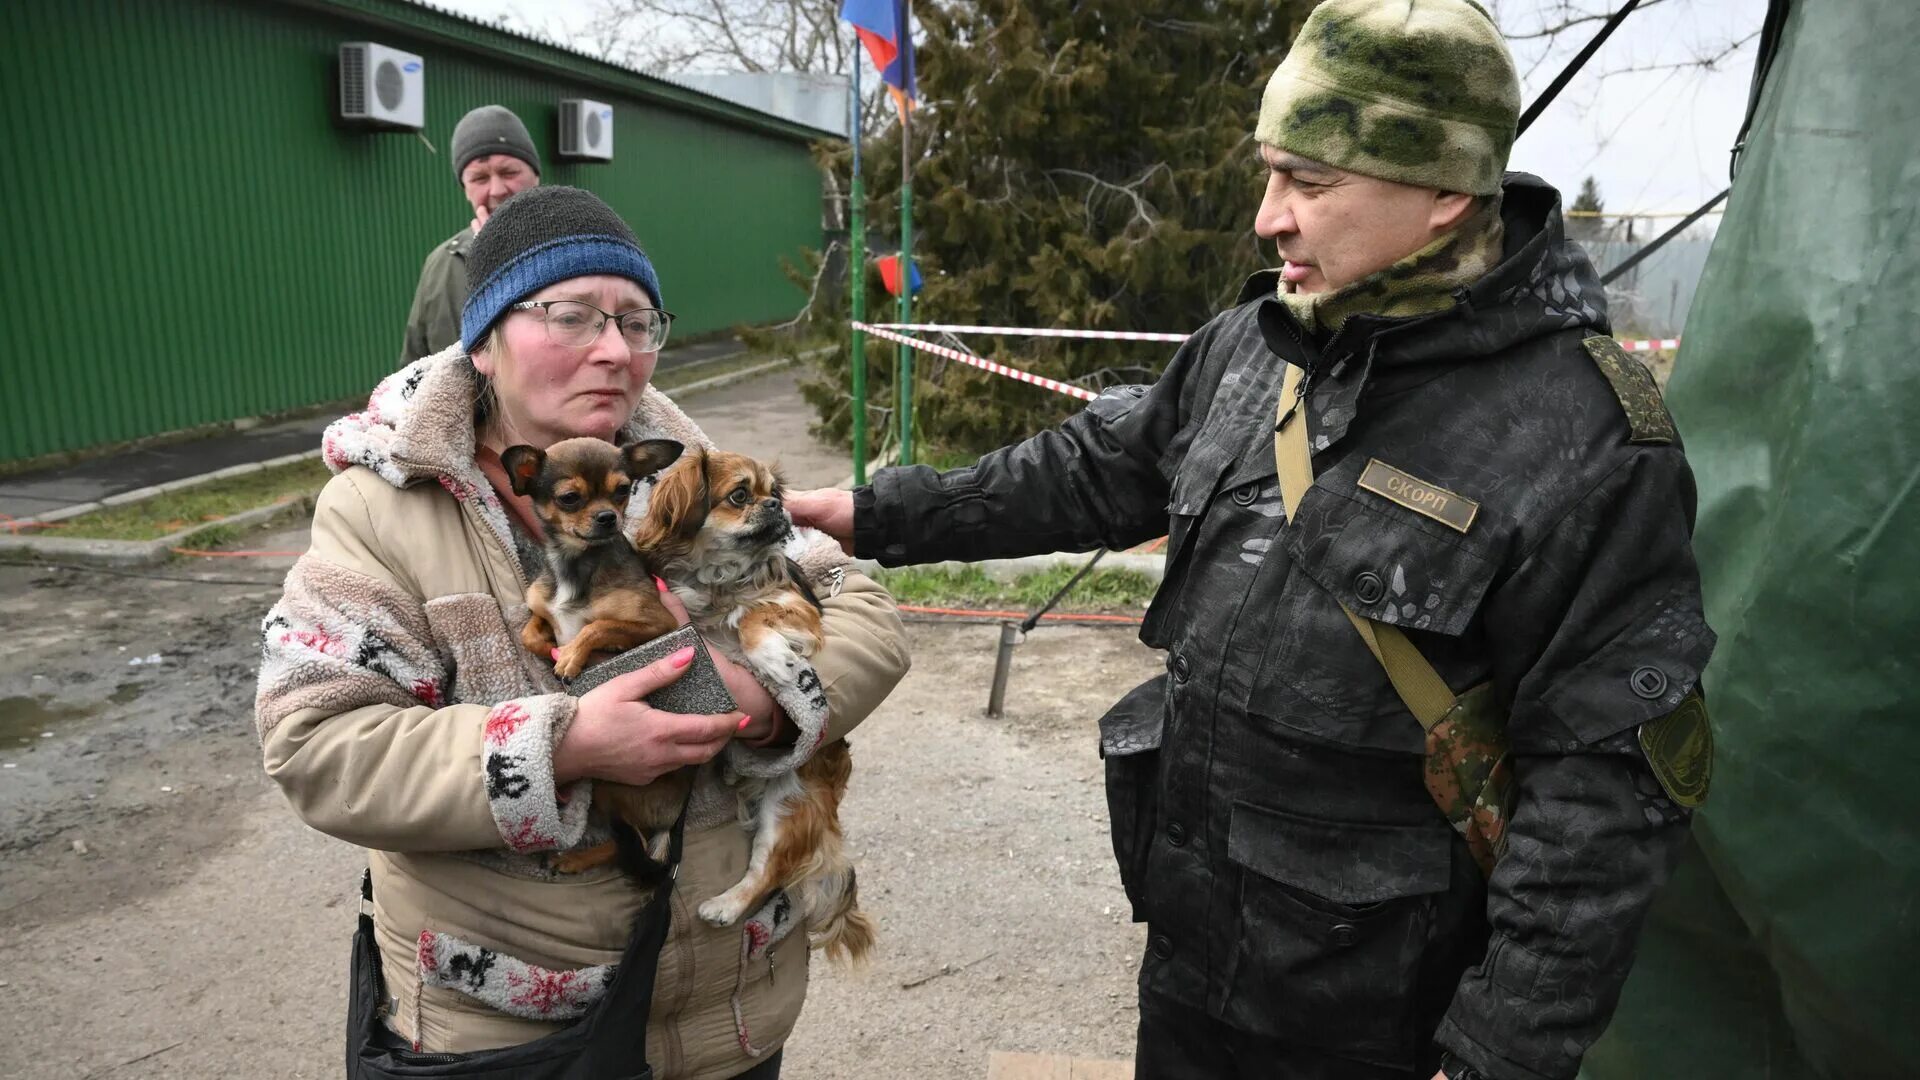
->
xmin=460 ymin=185 xmax=664 ymax=352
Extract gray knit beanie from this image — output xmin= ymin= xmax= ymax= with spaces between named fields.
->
xmin=451 ymin=105 xmax=541 ymax=180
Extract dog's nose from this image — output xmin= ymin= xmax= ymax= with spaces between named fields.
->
xmin=763 ymin=496 xmax=783 ymax=513
xmin=594 ymin=509 xmax=618 ymax=530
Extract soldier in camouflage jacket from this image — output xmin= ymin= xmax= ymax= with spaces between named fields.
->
xmin=791 ymin=3 xmax=1714 ymax=1078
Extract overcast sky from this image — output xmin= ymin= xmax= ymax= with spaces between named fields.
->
xmin=429 ymin=0 xmax=1764 ymax=218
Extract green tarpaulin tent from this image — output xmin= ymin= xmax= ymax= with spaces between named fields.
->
xmin=1584 ymin=1 xmax=1920 ymax=1076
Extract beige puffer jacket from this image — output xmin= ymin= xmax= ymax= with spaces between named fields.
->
xmin=254 ymin=348 xmax=910 ymax=1077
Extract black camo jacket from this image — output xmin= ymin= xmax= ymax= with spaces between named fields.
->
xmin=854 ymin=174 xmax=1714 ymax=1080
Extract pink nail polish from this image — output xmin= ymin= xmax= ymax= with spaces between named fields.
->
xmin=736 ymin=714 xmax=752 ymax=730
xmin=549 ymin=648 xmax=560 ymax=661
xmin=654 ymin=575 xmax=668 ymax=591
xmin=669 ymin=646 xmax=695 ymax=668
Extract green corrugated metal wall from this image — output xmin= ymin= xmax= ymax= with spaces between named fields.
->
xmin=0 ymin=0 xmax=829 ymax=463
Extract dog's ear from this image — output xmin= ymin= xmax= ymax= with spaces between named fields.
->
xmin=633 ymin=450 xmax=709 ymax=555
xmin=500 ymin=445 xmax=545 ymax=497
xmin=623 ymin=439 xmax=684 ymax=481
xmin=677 ymin=448 xmax=712 ymax=544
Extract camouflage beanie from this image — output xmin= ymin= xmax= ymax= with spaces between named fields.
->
xmin=1256 ymin=0 xmax=1521 ymax=196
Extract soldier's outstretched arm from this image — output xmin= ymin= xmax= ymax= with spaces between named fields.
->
xmin=853 ymin=318 xmax=1229 ymax=567
xmin=1435 ymin=445 xmax=1716 ymax=1080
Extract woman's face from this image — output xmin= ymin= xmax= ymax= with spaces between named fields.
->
xmin=473 ymin=274 xmax=660 ymax=448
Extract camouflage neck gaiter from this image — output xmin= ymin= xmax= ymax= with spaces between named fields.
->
xmin=1279 ymin=194 xmax=1506 ymax=337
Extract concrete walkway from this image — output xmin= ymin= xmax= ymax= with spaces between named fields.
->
xmin=0 ymin=414 xmax=336 ymax=523
xmin=680 ymin=365 xmax=850 ymax=489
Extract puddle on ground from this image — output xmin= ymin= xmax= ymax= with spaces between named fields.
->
xmin=0 ymin=683 xmax=142 ymax=742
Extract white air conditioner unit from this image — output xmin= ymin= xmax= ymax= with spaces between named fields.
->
xmin=559 ymin=99 xmax=614 ymax=161
xmin=339 ymin=43 xmax=425 ymax=131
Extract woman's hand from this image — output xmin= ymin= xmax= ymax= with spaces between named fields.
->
xmin=784 ymin=488 xmax=854 ymax=554
xmin=554 ymin=646 xmax=746 ymax=785
xmin=652 ymin=578 xmax=787 ymax=742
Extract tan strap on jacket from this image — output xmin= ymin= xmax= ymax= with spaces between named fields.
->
xmin=1273 ymin=363 xmax=1457 ymax=730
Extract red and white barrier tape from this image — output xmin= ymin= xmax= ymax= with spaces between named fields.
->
xmin=854 ymin=322 xmax=1099 ymax=401
xmin=854 ymin=321 xmax=1681 ymax=403
xmin=865 ymin=322 xmax=1191 ymax=343
xmin=866 ymin=322 xmax=1680 ymax=352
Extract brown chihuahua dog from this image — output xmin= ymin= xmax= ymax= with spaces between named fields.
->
xmin=505 ymin=436 xmax=694 ymax=882
xmin=635 ymin=447 xmax=875 ymax=965
xmin=504 ymin=436 xmax=685 ymax=679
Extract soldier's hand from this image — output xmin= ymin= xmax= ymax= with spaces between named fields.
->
xmin=786 ymin=488 xmax=854 ymax=554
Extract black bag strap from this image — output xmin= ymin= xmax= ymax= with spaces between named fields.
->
xmin=352 ymin=796 xmax=692 ymax=1078
xmin=577 ymin=800 xmax=692 ymax=1065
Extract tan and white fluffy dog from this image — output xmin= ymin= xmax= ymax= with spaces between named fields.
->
xmin=634 ymin=447 xmax=874 ymax=966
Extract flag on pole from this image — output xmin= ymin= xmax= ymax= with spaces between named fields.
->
xmin=839 ymin=0 xmax=916 ymax=119
xmin=875 ymin=254 xmax=922 ymax=297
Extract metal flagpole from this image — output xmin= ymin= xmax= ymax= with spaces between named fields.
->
xmin=895 ymin=0 xmax=914 ymax=466
xmin=848 ymin=49 xmax=868 ymax=484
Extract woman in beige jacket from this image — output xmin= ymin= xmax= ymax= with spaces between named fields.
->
xmin=255 ymin=186 xmax=909 ymax=1078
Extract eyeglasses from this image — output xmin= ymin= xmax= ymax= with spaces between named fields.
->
xmin=509 ymin=300 xmax=675 ymax=352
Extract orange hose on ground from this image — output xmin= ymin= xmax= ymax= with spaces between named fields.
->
xmin=898 ymin=603 xmax=1142 ymax=625
xmin=0 ymin=513 xmax=65 ymax=532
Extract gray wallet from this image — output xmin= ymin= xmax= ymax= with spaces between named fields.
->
xmin=561 ymin=624 xmax=739 ymax=716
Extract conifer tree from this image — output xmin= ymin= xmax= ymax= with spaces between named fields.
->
xmin=799 ymin=0 xmax=1317 ymax=457
xmin=1568 ymin=175 xmax=1607 ymax=242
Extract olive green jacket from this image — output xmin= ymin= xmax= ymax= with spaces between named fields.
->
xmin=400 ymin=227 xmax=474 ymax=365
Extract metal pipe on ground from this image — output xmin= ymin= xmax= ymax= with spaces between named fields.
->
xmin=984 ymin=549 xmax=1108 ymax=718
xmin=986 ymin=621 xmax=1021 ymax=718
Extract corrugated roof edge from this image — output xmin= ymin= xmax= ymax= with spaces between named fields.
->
xmin=297 ymin=0 xmax=847 ymax=144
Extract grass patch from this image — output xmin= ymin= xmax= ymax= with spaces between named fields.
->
xmin=918 ymin=447 xmax=982 ymax=471
xmin=52 ymin=457 xmax=331 ymax=541
xmin=876 ymin=563 xmax=1158 ymax=613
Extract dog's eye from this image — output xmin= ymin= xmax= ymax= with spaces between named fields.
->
xmin=612 ymin=483 xmax=631 ymax=503
xmin=556 ymin=492 xmax=583 ymax=511
xmin=728 ymin=487 xmax=751 ymax=508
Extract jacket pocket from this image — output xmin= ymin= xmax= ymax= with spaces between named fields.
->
xmin=1142 ymin=444 xmax=1234 ymax=648
xmin=1222 ymin=800 xmax=1453 ymax=1068
xmin=1282 ymin=484 xmax=1497 ymax=636
xmin=423 ymin=593 xmax=540 ymax=705
xmin=1254 ymin=485 xmax=1499 ymax=753
xmin=1098 ymin=675 xmax=1168 ymax=921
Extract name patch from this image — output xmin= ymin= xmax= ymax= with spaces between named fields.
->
xmin=1356 ymin=459 xmax=1478 ymax=533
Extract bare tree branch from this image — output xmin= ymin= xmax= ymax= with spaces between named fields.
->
xmin=1045 ymin=165 xmax=1171 ymax=235
xmin=1076 ymin=365 xmax=1160 ymax=389
xmin=766 ymin=240 xmax=844 ymax=332
xmin=588 ymin=0 xmax=858 ymax=76
xmin=1498 ymin=0 xmax=1678 ymax=42
xmin=1595 ymin=30 xmax=1762 ymax=79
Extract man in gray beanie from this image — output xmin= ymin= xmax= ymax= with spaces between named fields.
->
xmin=788 ymin=2 xmax=1714 ymax=1078
xmin=400 ymin=104 xmax=542 ymax=364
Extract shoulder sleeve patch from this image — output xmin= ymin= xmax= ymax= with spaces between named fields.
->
xmin=1639 ymin=690 xmax=1712 ymax=807
xmin=1583 ymin=335 xmax=1677 ymax=445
